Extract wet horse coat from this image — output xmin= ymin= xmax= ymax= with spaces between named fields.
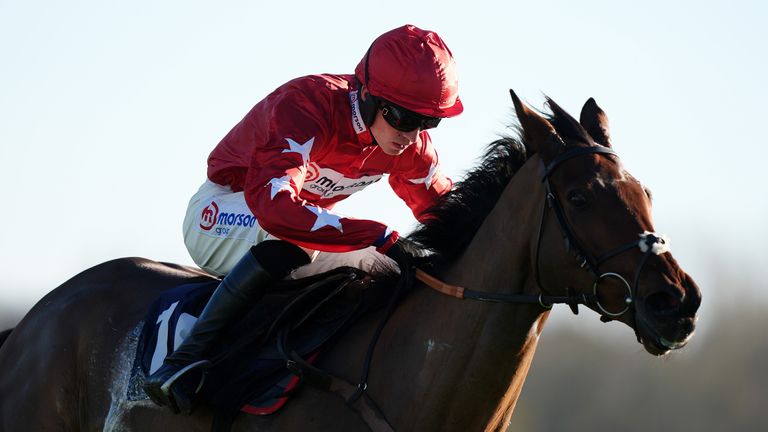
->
xmin=0 ymin=93 xmax=700 ymax=431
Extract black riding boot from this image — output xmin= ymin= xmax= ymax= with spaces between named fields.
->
xmin=143 ymin=240 xmax=310 ymax=414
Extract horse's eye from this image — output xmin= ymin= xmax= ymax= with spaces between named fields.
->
xmin=567 ymin=191 xmax=587 ymax=207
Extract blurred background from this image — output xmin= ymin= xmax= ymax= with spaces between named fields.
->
xmin=1 ymin=1 xmax=765 ymax=430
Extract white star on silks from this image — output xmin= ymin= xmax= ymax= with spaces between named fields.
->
xmin=408 ymin=162 xmax=438 ymax=190
xmin=268 ymin=175 xmax=294 ymax=200
xmin=282 ymin=137 xmax=314 ymax=165
xmin=304 ymin=205 xmax=344 ymax=233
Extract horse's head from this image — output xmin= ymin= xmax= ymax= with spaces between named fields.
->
xmin=510 ymin=90 xmax=701 ymax=355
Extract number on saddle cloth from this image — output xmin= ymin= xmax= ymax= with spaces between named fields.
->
xmin=138 ymin=280 xmax=218 ymax=376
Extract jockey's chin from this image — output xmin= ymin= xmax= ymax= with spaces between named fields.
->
xmin=378 ymin=140 xmax=414 ymax=156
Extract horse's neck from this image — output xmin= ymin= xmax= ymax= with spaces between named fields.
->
xmin=371 ymin=159 xmax=550 ymax=431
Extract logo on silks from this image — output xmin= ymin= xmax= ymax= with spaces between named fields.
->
xmin=305 ymin=163 xmax=320 ymax=182
xmin=349 ymin=90 xmax=366 ymax=134
xmin=199 ymin=200 xmax=258 ymax=237
xmin=303 ymin=165 xmax=383 ymax=199
xmin=200 ymin=201 xmax=219 ymax=231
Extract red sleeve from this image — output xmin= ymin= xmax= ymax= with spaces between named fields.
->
xmin=242 ymin=85 xmax=391 ymax=253
xmin=388 ymin=132 xmax=452 ymax=222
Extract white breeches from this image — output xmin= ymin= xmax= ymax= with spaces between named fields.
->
xmin=182 ymin=180 xmax=395 ymax=277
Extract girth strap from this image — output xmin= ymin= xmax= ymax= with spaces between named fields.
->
xmin=286 ymin=352 xmax=395 ymax=432
xmin=279 ymin=267 xmax=409 ymax=432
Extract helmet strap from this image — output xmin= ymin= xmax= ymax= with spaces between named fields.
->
xmin=357 ymin=42 xmax=379 ymax=145
xmin=355 ymin=78 xmax=379 ymax=129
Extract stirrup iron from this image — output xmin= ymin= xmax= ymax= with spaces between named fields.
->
xmin=159 ymin=359 xmax=211 ymax=396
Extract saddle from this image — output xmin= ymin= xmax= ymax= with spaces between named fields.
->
xmin=133 ymin=266 xmax=399 ymax=431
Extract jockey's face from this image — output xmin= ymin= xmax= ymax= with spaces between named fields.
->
xmin=360 ymin=85 xmax=420 ymax=156
xmin=370 ymin=109 xmax=420 ymax=156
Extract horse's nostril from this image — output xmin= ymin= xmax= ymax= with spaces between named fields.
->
xmin=645 ymin=291 xmax=681 ymax=317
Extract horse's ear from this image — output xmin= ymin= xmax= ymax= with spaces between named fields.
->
xmin=579 ymin=98 xmax=612 ymax=147
xmin=509 ymin=90 xmax=564 ymax=163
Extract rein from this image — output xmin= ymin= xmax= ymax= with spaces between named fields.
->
xmin=415 ymin=269 xmax=592 ymax=314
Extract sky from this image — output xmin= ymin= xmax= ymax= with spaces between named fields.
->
xmin=1 ymin=0 xmax=766 ymax=338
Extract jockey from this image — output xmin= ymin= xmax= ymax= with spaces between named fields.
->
xmin=144 ymin=24 xmax=463 ymax=413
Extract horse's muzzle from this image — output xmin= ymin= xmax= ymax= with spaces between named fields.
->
xmin=635 ymin=275 xmax=701 ymax=355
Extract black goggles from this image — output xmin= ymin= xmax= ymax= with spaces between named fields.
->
xmin=379 ymin=100 xmax=441 ymax=132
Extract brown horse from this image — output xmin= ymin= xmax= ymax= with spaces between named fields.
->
xmin=0 ymin=91 xmax=700 ymax=431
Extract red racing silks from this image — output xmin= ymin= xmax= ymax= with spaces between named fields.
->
xmin=208 ymin=74 xmax=452 ymax=252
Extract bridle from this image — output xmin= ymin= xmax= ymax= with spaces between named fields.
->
xmin=417 ymin=144 xmax=671 ymax=322
xmin=535 ymin=144 xmax=672 ymax=320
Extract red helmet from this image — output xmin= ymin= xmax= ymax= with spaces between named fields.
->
xmin=355 ymin=25 xmax=463 ymax=118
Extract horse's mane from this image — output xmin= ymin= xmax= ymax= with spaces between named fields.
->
xmin=409 ymin=97 xmax=588 ymax=261
xmin=408 ymin=135 xmax=528 ymax=260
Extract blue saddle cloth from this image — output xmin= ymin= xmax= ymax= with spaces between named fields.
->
xmin=133 ymin=267 xmax=381 ymax=422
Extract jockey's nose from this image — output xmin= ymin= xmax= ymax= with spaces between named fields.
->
xmin=401 ymin=128 xmax=420 ymax=144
